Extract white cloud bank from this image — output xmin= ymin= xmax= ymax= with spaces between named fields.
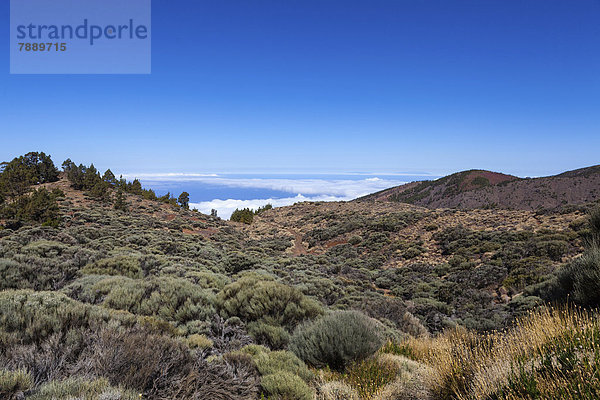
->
xmin=125 ymin=175 xmax=407 ymax=199
xmin=190 ymin=193 xmax=350 ymax=220
xmin=186 ymin=176 xmax=409 ymax=219
xmin=123 ymin=173 xmax=413 ymax=219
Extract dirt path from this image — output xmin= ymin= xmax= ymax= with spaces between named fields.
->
xmin=258 ymin=220 xmax=308 ymax=256
xmin=288 ymin=228 xmax=308 ymax=256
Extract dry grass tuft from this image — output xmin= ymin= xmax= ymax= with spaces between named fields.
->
xmin=394 ymin=306 xmax=600 ymax=399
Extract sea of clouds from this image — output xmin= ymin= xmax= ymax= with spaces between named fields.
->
xmin=188 ymin=176 xmax=408 ymax=219
xmin=123 ymin=174 xmax=414 ymax=219
xmin=189 ymin=193 xmax=348 ymax=219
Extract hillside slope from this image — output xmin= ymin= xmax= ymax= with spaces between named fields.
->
xmin=1 ymin=160 xmax=598 ymax=400
xmin=361 ymin=165 xmax=600 ymax=210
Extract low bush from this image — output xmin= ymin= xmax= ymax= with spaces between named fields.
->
xmin=253 ymin=350 xmax=313 ymax=382
xmin=588 ymin=205 xmax=600 ymax=244
xmin=236 ymin=345 xmax=314 ymax=399
xmin=555 ymin=244 xmax=600 ymax=307
xmin=205 ymin=315 xmax=253 ymax=355
xmin=217 ymin=276 xmax=323 ymax=339
xmin=224 ymin=251 xmax=259 ymax=274
xmin=29 ymin=377 xmax=137 ymax=400
xmin=187 ymin=334 xmax=213 ymax=350
xmin=75 ymin=326 xmax=194 ymax=397
xmin=0 ymin=290 xmax=136 ymax=347
xmin=544 ymin=208 xmax=600 ymax=307
xmin=81 ymin=255 xmax=143 ymax=278
xmin=0 ymin=369 xmax=33 ymax=400
xmin=172 ymin=354 xmax=259 ymax=400
xmin=289 ymin=310 xmax=383 ymax=371
xmin=260 ymin=372 xmax=314 ymax=400
xmin=64 ymin=275 xmax=216 ymax=334
xmin=343 ymin=357 xmax=398 ymax=399
xmin=318 ymin=380 xmax=360 ymax=400
xmin=247 ymin=321 xmax=290 ymax=349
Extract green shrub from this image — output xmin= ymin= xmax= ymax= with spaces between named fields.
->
xmin=81 ymin=255 xmax=143 ymax=278
xmin=0 ymin=369 xmax=32 ymax=400
xmin=239 ymin=344 xmax=270 ymax=357
xmin=289 ymin=310 xmax=383 ymax=371
xmin=348 ymin=235 xmax=362 ymax=245
xmin=589 ymin=206 xmax=600 ymax=244
xmin=236 ymin=345 xmax=313 ymax=399
xmin=403 ymin=247 xmax=423 ymax=259
xmin=542 ymin=207 xmax=600 ymax=307
xmin=64 ymin=275 xmax=216 ymax=334
xmin=556 ymin=245 xmax=600 ymax=307
xmin=248 ymin=321 xmax=291 ymax=349
xmin=22 ymin=240 xmax=68 ymax=257
xmin=225 ymin=251 xmax=259 ymax=274
xmin=217 ymin=276 xmax=323 ymax=334
xmin=253 ymin=350 xmax=313 ymax=382
xmin=0 ymin=237 xmax=85 ymax=291
xmin=260 ymin=372 xmax=314 ymax=400
xmin=29 ymin=377 xmax=137 ymax=400
xmin=186 ymin=270 xmax=230 ymax=291
xmin=0 ymin=290 xmax=136 ymax=347
xmin=0 ymin=259 xmax=30 ymax=290
xmin=425 ymin=223 xmax=439 ymax=232
xmin=187 ymin=334 xmax=213 ymax=349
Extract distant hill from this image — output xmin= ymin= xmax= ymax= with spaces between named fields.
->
xmin=359 ymin=166 xmax=600 ymax=210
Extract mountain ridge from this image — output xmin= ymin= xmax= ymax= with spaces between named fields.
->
xmin=359 ymin=165 xmax=600 ymax=210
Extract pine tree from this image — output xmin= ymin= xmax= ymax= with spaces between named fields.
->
xmin=83 ymin=164 xmax=100 ymax=190
xmin=129 ymin=179 xmax=143 ymax=195
xmin=178 ymin=192 xmax=190 ymax=209
xmin=67 ymin=164 xmax=86 ymax=190
xmin=89 ymin=181 xmax=111 ymax=203
xmin=62 ymin=158 xmax=75 ymax=172
xmin=102 ymin=169 xmax=117 ymax=185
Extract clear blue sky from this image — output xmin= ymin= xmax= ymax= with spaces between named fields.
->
xmin=1 ymin=0 xmax=599 ymax=177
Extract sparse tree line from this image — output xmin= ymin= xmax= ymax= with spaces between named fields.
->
xmin=62 ymin=158 xmax=191 ymax=210
xmin=0 ymin=152 xmax=195 ymax=229
xmin=0 ymin=151 xmax=276 ymax=228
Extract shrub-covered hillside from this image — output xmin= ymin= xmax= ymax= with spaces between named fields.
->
xmin=1 ymin=152 xmax=599 ymax=399
xmin=245 ymin=200 xmax=588 ymax=332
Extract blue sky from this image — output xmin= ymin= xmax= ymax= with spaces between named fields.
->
xmin=1 ymin=0 xmax=599 ymax=177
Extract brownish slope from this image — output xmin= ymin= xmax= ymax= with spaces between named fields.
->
xmin=360 ymin=166 xmax=600 ymax=210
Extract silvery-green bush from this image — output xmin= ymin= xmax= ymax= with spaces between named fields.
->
xmin=289 ymin=310 xmax=382 ymax=371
